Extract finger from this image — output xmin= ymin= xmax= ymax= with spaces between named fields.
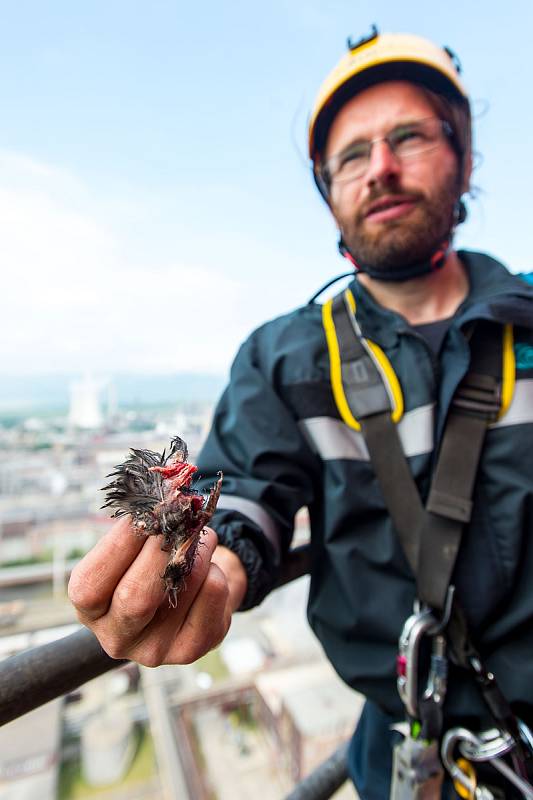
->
xmin=102 ymin=534 xmax=175 ymax=637
xmin=163 ymin=562 xmax=231 ymax=665
xmin=156 ymin=527 xmax=220 ymax=628
xmin=130 ymin=560 xmax=230 ymax=667
xmin=211 ymin=543 xmax=248 ymax=612
xmin=97 ymin=528 xmax=219 ymax=661
xmin=68 ymin=516 xmax=147 ymax=622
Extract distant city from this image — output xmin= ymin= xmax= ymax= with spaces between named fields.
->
xmin=1 ymin=371 xmax=227 ymax=416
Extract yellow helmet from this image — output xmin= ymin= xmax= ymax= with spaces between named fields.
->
xmin=309 ymin=28 xmax=469 ymax=162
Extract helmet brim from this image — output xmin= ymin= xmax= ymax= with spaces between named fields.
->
xmin=311 ymin=59 xmax=468 ymax=160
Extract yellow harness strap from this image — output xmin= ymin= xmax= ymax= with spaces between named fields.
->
xmin=322 ymin=287 xmax=514 ymax=428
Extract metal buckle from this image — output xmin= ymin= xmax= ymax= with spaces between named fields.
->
xmin=452 ymin=372 xmax=501 ymax=421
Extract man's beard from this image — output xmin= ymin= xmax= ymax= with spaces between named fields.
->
xmin=337 ymin=172 xmax=460 ymax=278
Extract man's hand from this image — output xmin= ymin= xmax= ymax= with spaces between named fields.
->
xmin=68 ymin=519 xmax=247 ymax=667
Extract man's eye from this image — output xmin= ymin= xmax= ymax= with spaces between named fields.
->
xmin=338 ymin=145 xmax=367 ymax=168
xmin=392 ymin=127 xmax=426 ymax=147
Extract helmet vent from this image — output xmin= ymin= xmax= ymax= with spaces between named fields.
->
xmin=347 ymin=24 xmax=378 ymax=53
xmin=443 ymin=45 xmax=462 ymax=74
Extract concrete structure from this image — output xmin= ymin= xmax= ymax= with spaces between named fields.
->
xmin=68 ymin=376 xmax=103 ymax=430
xmin=81 ymin=708 xmax=136 ymax=787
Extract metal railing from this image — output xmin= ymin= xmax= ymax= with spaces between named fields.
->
xmin=0 ymin=544 xmax=351 ymax=799
xmin=0 ymin=626 xmax=126 ymax=725
xmin=285 ymin=741 xmax=350 ymax=800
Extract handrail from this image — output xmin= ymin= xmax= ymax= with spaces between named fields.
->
xmin=0 ymin=545 xmax=311 ymax=727
xmin=284 ymin=741 xmax=350 ymax=800
xmin=0 ymin=627 xmax=126 ymax=726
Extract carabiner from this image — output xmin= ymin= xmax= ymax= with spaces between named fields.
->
xmin=397 ymin=608 xmax=436 ymax=719
xmin=442 ymin=728 xmax=480 ymax=797
xmin=442 ymin=726 xmax=533 ymax=799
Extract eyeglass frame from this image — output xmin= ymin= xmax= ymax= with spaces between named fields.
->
xmin=315 ymin=117 xmax=454 ymax=197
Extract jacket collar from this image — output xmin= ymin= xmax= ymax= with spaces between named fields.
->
xmin=347 ymin=250 xmax=533 ymax=347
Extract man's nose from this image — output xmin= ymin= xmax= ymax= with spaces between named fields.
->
xmin=365 ymin=139 xmax=401 ymax=185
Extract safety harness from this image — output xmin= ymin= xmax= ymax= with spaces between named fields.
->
xmin=323 ymin=288 xmax=533 ymax=798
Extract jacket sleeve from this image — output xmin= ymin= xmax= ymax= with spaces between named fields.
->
xmin=196 ymin=329 xmax=320 ymax=609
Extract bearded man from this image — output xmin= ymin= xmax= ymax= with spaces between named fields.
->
xmin=70 ymin=30 xmax=533 ymax=799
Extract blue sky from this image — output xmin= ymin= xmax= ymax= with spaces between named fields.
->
xmin=1 ymin=1 xmax=532 ymax=378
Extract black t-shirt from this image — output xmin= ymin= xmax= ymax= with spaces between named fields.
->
xmin=412 ymin=317 xmax=453 ymax=356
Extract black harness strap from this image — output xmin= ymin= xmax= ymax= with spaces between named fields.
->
xmin=329 ymin=295 xmax=503 ymax=603
xmin=417 ymin=333 xmax=502 ymax=614
xmin=360 ymin=414 xmax=422 ymax=574
xmin=417 ymin=322 xmax=503 ymax=610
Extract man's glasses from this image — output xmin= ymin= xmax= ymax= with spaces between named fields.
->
xmin=317 ymin=118 xmax=453 ymax=193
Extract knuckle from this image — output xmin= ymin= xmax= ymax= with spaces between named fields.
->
xmin=177 ymin=627 xmax=212 ymax=664
xmin=66 ymin=573 xmax=83 ymax=607
xmin=67 ymin=567 xmax=100 ymax=613
xmin=104 ymin=644 xmax=126 ymax=661
xmin=204 ymin=567 xmax=230 ymax=605
xmin=113 ymin=580 xmax=156 ymax=622
xmin=99 ymin=635 xmax=166 ymax=667
xmin=210 ymin=614 xmax=231 ymax=651
xmin=179 ymin=614 xmax=229 ymax=664
xmin=174 ymin=645 xmax=199 ymax=665
xmin=136 ymin=644 xmax=166 ymax=669
xmin=98 ymin=637 xmax=129 ymax=662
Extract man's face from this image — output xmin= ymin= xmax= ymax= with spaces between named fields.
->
xmin=323 ymin=81 xmax=466 ymax=276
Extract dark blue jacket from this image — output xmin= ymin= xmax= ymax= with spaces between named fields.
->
xmin=198 ymin=251 xmax=533 ymax=725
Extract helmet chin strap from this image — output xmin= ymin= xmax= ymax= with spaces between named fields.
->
xmin=338 ymin=200 xmax=463 ymax=283
xmin=338 ymin=237 xmax=451 ymax=282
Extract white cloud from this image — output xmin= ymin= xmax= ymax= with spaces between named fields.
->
xmin=0 ymin=152 xmax=246 ymax=375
